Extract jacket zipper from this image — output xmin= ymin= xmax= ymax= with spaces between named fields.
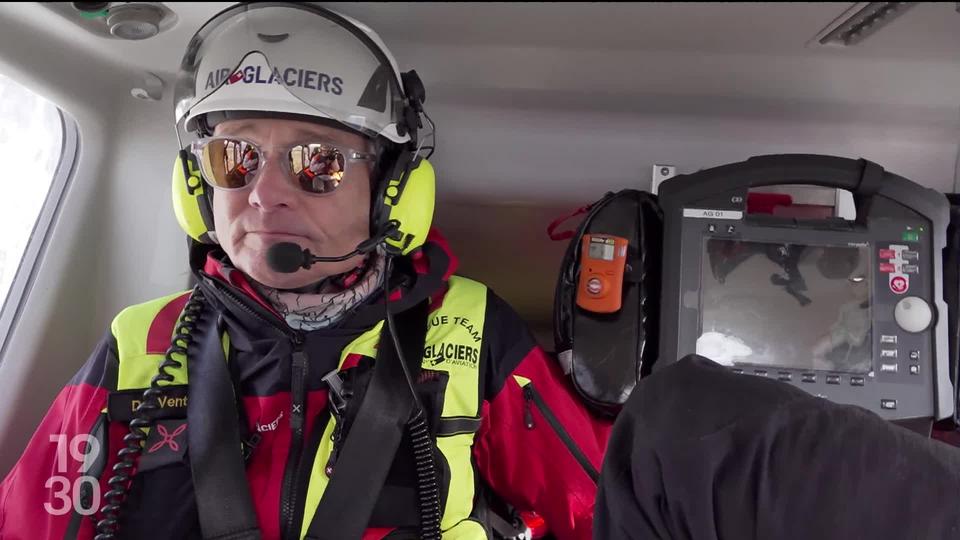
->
xmin=522 ymin=383 xmax=600 ymax=482
xmin=203 ymin=277 xmax=313 ymax=539
xmin=281 ymin=342 xmax=308 ymax=540
xmin=203 ymin=276 xmax=300 ymax=341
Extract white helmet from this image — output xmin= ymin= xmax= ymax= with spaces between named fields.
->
xmin=173 ymin=3 xmax=419 ymax=144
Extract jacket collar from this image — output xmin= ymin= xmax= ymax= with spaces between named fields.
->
xmin=194 ymin=228 xmax=459 ymax=337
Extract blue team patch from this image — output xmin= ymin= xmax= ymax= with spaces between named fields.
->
xmin=204 ymin=65 xmax=343 ymax=95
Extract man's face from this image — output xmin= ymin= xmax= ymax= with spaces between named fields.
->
xmin=211 ymin=117 xmax=373 ymax=289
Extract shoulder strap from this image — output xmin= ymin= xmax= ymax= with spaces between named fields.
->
xmin=305 ymin=300 xmax=429 ymax=540
xmin=187 ymin=303 xmax=261 ymax=540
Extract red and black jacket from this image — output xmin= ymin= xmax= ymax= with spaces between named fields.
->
xmin=0 ymin=230 xmax=611 ymax=540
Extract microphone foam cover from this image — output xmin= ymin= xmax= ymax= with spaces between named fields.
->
xmin=266 ymin=242 xmax=306 ymax=274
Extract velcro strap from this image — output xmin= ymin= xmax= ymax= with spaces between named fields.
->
xmin=437 ymin=416 xmax=482 ymax=437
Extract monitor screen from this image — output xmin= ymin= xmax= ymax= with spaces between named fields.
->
xmin=697 ymin=239 xmax=872 ymax=374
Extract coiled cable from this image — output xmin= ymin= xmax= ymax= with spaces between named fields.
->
xmin=408 ymin=408 xmax=442 ymax=539
xmin=382 ymin=256 xmax=442 ymax=539
xmin=94 ymin=288 xmax=206 ymax=539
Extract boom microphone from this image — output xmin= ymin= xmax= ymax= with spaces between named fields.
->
xmin=266 ymin=242 xmax=310 ymax=273
xmin=265 ymin=242 xmax=364 ymax=273
xmin=266 ymin=224 xmax=399 ymax=273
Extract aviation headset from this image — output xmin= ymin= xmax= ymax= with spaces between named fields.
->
xmin=171 ymin=2 xmax=436 ymax=259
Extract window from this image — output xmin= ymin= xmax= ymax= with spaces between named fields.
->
xmin=0 ymin=72 xmax=77 ymax=355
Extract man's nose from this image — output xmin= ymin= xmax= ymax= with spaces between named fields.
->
xmin=248 ymin=156 xmax=297 ymax=211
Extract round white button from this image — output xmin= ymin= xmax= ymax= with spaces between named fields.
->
xmin=586 ymin=277 xmax=603 ymax=295
xmin=894 ymin=296 xmax=933 ymax=333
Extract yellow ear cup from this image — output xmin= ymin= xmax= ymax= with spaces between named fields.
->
xmin=382 ymin=157 xmax=435 ymax=255
xmin=171 ymin=150 xmax=217 ymax=244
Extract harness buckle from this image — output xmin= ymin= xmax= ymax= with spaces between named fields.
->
xmin=241 ymin=432 xmax=261 ymax=463
xmin=322 ymin=369 xmax=348 ymax=417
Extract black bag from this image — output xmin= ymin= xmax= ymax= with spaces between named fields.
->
xmin=550 ymin=189 xmax=663 ymax=417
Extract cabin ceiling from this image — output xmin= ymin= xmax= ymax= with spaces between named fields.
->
xmin=1 ymin=1 xmax=958 ymax=337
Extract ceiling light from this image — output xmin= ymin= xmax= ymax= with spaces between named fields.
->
xmin=106 ymin=3 xmax=163 ymax=40
xmin=62 ymin=2 xmax=175 ymax=41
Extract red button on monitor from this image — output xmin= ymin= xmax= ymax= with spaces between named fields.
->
xmin=890 ymin=275 xmax=909 ymax=295
xmin=879 ymin=263 xmax=896 ymax=273
xmin=879 ymin=249 xmax=896 ymax=259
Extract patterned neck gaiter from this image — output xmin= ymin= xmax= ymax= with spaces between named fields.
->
xmin=253 ymin=251 xmax=387 ymax=331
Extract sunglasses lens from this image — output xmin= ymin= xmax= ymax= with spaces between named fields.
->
xmin=289 ymin=143 xmax=346 ymax=194
xmin=196 ymin=138 xmax=261 ymax=189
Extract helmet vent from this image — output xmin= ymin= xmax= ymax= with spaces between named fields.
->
xmin=257 ymin=32 xmax=289 ymax=44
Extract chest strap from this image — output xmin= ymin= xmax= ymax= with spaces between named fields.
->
xmin=187 ymin=303 xmax=261 ymax=540
xmin=306 ymin=300 xmax=430 ymax=540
